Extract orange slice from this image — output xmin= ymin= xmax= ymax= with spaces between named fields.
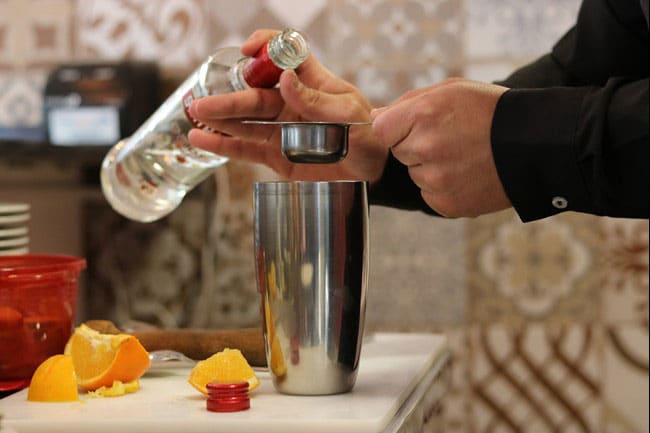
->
xmin=64 ymin=324 xmax=150 ymax=391
xmin=27 ymin=354 xmax=78 ymax=402
xmin=188 ymin=348 xmax=259 ymax=394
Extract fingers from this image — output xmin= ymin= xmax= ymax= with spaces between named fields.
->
xmin=188 ymin=128 xmax=275 ymax=167
xmin=190 ymin=88 xmax=283 ymax=121
xmin=279 ymin=70 xmax=368 ymax=122
xmin=371 ymin=80 xmax=461 ymax=155
xmin=391 ymin=78 xmax=462 ymax=104
xmin=392 ymin=87 xmax=432 ymax=104
xmin=240 ymin=29 xmax=280 ymax=56
xmin=419 ymin=190 xmax=451 ymax=218
xmin=370 ymin=99 xmax=417 ymax=155
xmin=409 ymin=165 xmax=461 ymax=218
xmin=240 ymin=28 xmax=325 ymax=88
xmin=188 ymin=87 xmax=284 ymax=140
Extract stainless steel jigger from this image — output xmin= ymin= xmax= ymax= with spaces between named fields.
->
xmin=243 ymin=121 xmax=370 ymax=163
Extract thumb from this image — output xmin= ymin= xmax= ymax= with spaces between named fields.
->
xmin=371 ymin=99 xmax=415 ymax=151
xmin=370 ymin=106 xmax=388 ymax=120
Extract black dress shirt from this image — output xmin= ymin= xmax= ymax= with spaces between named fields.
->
xmin=369 ymin=0 xmax=649 ymax=222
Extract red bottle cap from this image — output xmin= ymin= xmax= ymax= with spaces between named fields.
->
xmin=206 ymin=381 xmax=250 ymax=412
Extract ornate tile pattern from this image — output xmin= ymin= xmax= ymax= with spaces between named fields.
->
xmin=0 ymin=70 xmax=47 ymax=127
xmin=468 ymin=323 xmax=602 ymax=433
xmin=82 ymin=196 xmax=205 ymax=328
xmin=465 ymin=0 xmax=581 ymax=61
xmin=0 ymin=0 xmax=73 ymax=69
xmin=437 ymin=328 xmax=472 ymax=433
xmin=0 ymin=0 xmax=71 ymax=128
xmin=366 ymin=207 xmax=466 ymax=331
xmin=0 ymin=1 xmax=647 ymax=433
xmin=602 ymin=324 xmax=649 ymax=433
xmin=73 ymin=0 xmax=329 ymax=77
xmin=327 ymin=0 xmax=463 ymax=105
xmin=82 ymin=161 xmax=266 ymax=329
xmin=467 ymin=210 xmax=604 ymax=325
xmin=600 ymin=218 xmax=649 ymax=326
xmin=189 ymin=161 xmax=264 ymax=329
xmin=74 ymin=0 xmax=210 ymax=72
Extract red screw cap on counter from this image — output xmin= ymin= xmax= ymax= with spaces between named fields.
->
xmin=206 ymin=381 xmax=250 ymax=412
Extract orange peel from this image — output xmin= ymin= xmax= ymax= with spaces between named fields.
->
xmin=64 ymin=324 xmax=150 ymax=391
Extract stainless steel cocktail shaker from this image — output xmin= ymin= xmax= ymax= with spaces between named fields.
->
xmin=254 ymin=180 xmax=369 ymax=395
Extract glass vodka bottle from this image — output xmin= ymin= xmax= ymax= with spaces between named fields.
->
xmin=100 ymin=29 xmax=309 ymax=222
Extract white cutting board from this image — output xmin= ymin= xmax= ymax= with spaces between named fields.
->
xmin=0 ymin=333 xmax=448 ymax=433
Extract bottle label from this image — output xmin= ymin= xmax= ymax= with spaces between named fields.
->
xmin=182 ymin=88 xmax=206 ymax=130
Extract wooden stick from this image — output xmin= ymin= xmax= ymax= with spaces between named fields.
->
xmin=84 ymin=320 xmax=266 ymax=367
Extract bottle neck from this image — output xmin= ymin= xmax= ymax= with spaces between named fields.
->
xmin=230 ymin=29 xmax=309 ymax=90
xmin=242 ymin=43 xmax=284 ymax=88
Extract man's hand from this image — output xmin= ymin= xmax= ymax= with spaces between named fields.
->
xmin=188 ymin=29 xmax=388 ymax=183
xmin=371 ymin=78 xmax=511 ymax=217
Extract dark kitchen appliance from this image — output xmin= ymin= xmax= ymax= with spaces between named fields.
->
xmin=43 ymin=62 xmax=160 ymax=146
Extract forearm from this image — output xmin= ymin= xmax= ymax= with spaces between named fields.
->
xmin=492 ymin=78 xmax=649 ymax=221
xmin=492 ymin=0 xmax=648 ymax=220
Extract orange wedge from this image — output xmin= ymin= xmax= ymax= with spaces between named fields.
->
xmin=27 ymin=354 xmax=78 ymax=402
xmin=188 ymin=348 xmax=259 ymax=394
xmin=269 ymin=335 xmax=286 ymax=378
xmin=64 ymin=324 xmax=150 ymax=391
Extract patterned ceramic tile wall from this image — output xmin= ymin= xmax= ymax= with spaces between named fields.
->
xmin=0 ymin=0 xmax=73 ymax=130
xmin=326 ymin=0 xmax=464 ymax=105
xmin=463 ymin=0 xmax=582 ymax=82
xmin=0 ymin=1 xmax=647 ymax=432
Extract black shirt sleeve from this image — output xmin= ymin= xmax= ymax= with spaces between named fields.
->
xmin=492 ymin=0 xmax=649 ymax=221
xmin=370 ymin=0 xmax=649 ymax=221
xmin=368 ymin=152 xmax=439 ymax=216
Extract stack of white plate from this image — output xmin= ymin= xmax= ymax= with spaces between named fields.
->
xmin=0 ymin=203 xmax=30 ymax=255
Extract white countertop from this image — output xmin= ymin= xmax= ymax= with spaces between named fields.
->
xmin=0 ymin=333 xmax=449 ymax=433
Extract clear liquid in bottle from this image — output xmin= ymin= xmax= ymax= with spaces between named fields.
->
xmin=101 ymin=30 xmax=309 ymax=222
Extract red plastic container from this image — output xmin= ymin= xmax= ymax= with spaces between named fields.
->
xmin=0 ymin=254 xmax=86 ymax=391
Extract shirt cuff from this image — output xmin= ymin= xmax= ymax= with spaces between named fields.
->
xmin=368 ymin=153 xmax=439 ymax=216
xmin=491 ymin=87 xmax=593 ymax=222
